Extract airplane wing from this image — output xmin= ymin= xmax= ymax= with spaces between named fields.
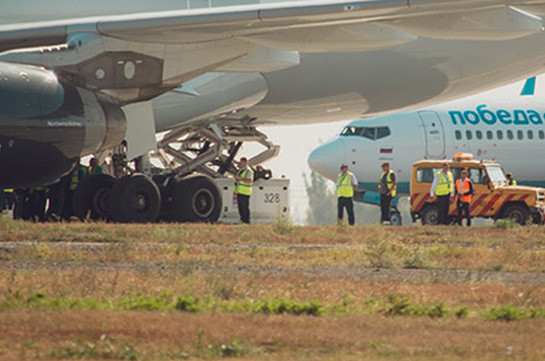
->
xmin=2 ymin=1 xmax=545 ymax=52
xmin=0 ymin=0 xmax=544 ymax=104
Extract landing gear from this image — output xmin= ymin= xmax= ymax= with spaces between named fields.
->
xmin=81 ymin=120 xmax=280 ymax=224
xmin=172 ymin=176 xmax=222 ymax=222
xmin=73 ymin=174 xmax=115 ymax=221
xmin=109 ymin=174 xmax=161 ymax=223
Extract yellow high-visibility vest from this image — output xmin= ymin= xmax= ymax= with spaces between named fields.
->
xmin=435 ymin=171 xmax=453 ymax=196
xmin=337 ymin=172 xmax=354 ymax=198
xmin=379 ymin=171 xmax=397 ymax=197
xmin=235 ymin=168 xmax=254 ymax=196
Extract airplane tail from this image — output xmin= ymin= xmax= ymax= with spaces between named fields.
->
xmin=520 ymin=76 xmax=536 ymax=96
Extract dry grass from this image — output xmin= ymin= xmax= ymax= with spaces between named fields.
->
xmin=1 ymin=311 xmax=545 ymax=360
xmin=2 ymin=220 xmax=545 ymax=272
xmin=2 ymin=219 xmax=545 ymax=359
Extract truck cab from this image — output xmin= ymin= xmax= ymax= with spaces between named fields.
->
xmin=410 ymin=154 xmax=545 ymax=225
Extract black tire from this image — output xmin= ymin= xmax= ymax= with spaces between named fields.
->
xmin=389 ymin=207 xmax=402 ymax=226
xmin=502 ymin=204 xmax=529 ymax=225
xmin=172 ymin=176 xmax=221 ymax=223
xmin=73 ymin=174 xmax=115 ymax=221
xmin=420 ymin=204 xmax=439 ymax=225
xmin=109 ymin=174 xmax=161 ymax=223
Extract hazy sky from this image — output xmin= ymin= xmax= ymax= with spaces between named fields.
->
xmin=239 ymin=121 xmax=347 ymax=223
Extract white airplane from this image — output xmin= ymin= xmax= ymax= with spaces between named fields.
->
xmin=308 ymin=76 xmax=545 ymax=194
xmin=4 ymin=0 xmax=545 ymax=222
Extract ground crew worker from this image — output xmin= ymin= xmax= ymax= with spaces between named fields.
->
xmin=455 ymin=169 xmax=474 ymax=226
xmin=62 ymin=163 xmax=87 ymax=221
xmin=235 ymin=157 xmax=254 ymax=224
xmin=336 ymin=163 xmax=358 ymax=226
xmin=89 ymin=158 xmax=104 ymax=175
xmin=506 ymin=172 xmax=517 ymax=186
xmin=378 ymin=162 xmax=397 ymax=224
xmin=430 ymin=163 xmax=454 ymax=225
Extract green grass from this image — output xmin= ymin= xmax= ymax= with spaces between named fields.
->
xmin=3 ymin=290 xmax=544 ymax=321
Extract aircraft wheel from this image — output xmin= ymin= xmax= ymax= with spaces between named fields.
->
xmin=389 ymin=207 xmax=402 ymax=226
xmin=172 ymin=176 xmax=221 ymax=223
xmin=73 ymin=174 xmax=115 ymax=221
xmin=420 ymin=204 xmax=439 ymax=225
xmin=109 ymin=174 xmax=161 ymax=223
xmin=502 ymin=204 xmax=529 ymax=225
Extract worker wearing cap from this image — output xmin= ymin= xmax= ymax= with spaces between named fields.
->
xmin=235 ymin=157 xmax=254 ymax=224
xmin=455 ymin=169 xmax=474 ymax=226
xmin=506 ymin=172 xmax=517 ymax=186
xmin=378 ymin=162 xmax=397 ymax=224
xmin=430 ymin=163 xmax=454 ymax=225
xmin=336 ymin=164 xmax=358 ymax=225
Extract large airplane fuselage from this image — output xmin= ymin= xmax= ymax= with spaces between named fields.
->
xmin=308 ymin=78 xmax=545 ymax=192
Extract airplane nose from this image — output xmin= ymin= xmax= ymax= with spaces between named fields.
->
xmin=308 ymin=139 xmax=345 ymax=181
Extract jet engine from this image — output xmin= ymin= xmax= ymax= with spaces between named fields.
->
xmin=0 ymin=61 xmax=126 ymax=188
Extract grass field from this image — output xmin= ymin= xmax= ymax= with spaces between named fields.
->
xmin=1 ymin=218 xmax=544 ymax=360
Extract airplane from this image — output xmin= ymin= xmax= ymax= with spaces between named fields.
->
xmin=5 ymin=0 xmax=545 ymax=222
xmin=308 ymin=75 xmax=545 ymax=195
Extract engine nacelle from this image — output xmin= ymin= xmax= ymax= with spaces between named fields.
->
xmin=0 ymin=61 xmax=126 ymax=188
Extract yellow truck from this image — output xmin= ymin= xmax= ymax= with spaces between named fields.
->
xmin=410 ymin=154 xmax=545 ymax=225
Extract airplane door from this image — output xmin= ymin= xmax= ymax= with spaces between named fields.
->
xmin=418 ymin=111 xmax=445 ymax=159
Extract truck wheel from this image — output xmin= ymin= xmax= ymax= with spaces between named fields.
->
xmin=73 ymin=174 xmax=115 ymax=221
xmin=502 ymin=204 xmax=529 ymax=225
xmin=109 ymin=174 xmax=161 ymax=223
xmin=172 ymin=176 xmax=221 ymax=223
xmin=531 ymin=210 xmax=544 ymax=225
xmin=389 ymin=207 xmax=402 ymax=226
xmin=421 ymin=204 xmax=439 ymax=225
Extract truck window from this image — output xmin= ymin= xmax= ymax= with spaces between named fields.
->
xmin=469 ymin=168 xmax=486 ymax=184
xmin=486 ymin=166 xmax=507 ymax=185
xmin=416 ymin=168 xmax=440 ymax=183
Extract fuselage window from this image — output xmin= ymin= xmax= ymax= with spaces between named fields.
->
xmin=539 ymin=130 xmax=545 ymax=139
xmin=507 ymin=130 xmax=514 ymax=140
xmin=476 ymin=130 xmax=483 ymax=140
xmin=487 ymin=130 xmax=493 ymax=140
xmin=376 ymin=127 xmax=391 ymax=139
xmin=528 ymin=130 xmax=534 ymax=140
xmin=497 ymin=130 xmax=503 ymax=140
xmin=455 ymin=130 xmax=462 ymax=140
xmin=517 ymin=130 xmax=523 ymax=140
xmin=465 ymin=130 xmax=472 ymax=140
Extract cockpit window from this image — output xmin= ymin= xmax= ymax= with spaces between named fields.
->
xmin=340 ymin=126 xmax=391 ymax=141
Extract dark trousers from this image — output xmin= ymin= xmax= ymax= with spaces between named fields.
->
xmin=237 ymin=194 xmax=250 ymax=224
xmin=456 ymin=201 xmax=471 ymax=226
xmin=380 ymin=194 xmax=392 ymax=223
xmin=437 ymin=195 xmax=451 ymax=225
xmin=337 ymin=197 xmax=355 ymax=225
xmin=46 ymin=182 xmax=64 ymax=221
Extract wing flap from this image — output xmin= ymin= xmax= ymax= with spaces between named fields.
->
xmin=385 ymin=6 xmax=544 ymax=41
xmin=240 ymin=23 xmax=416 ymax=52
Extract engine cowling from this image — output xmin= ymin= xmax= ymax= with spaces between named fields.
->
xmin=0 ymin=61 xmax=126 ymax=188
